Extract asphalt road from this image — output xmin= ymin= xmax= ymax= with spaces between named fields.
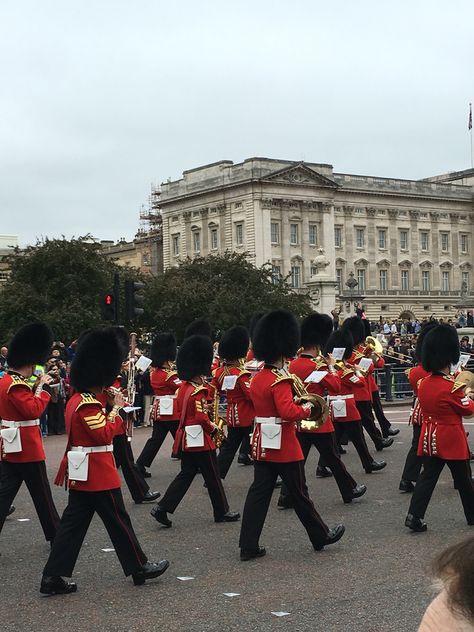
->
xmin=1 ymin=407 xmax=473 ymax=632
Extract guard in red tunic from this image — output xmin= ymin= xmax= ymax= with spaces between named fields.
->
xmin=342 ymin=317 xmax=393 ymax=452
xmin=136 ymin=334 xmax=181 ymax=477
xmin=399 ymin=322 xmax=437 ymax=493
xmin=41 ymin=328 xmax=169 ymax=595
xmin=213 ymin=326 xmax=255 ymax=478
xmin=151 ymin=335 xmax=240 ymax=527
xmin=325 ymin=329 xmax=386 ymax=474
xmin=0 ymin=323 xmax=60 ymax=544
xmin=277 ymin=313 xmax=366 ymax=507
xmin=405 ymin=324 xmax=474 ymax=532
xmin=239 ymin=310 xmax=345 ymax=561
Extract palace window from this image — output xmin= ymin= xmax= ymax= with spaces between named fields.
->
xmin=291 ymin=265 xmax=301 ymax=288
xmin=420 ymin=231 xmax=429 ymax=251
xmin=309 ymin=224 xmax=318 ymax=246
xmin=192 ymin=230 xmax=201 ymax=253
xmin=399 ymin=229 xmax=408 ymax=251
xmin=462 ymin=271 xmax=470 ymax=291
xmin=272 ymin=265 xmax=281 ymax=284
xmin=356 ymin=269 xmax=366 ymax=291
xmin=334 ymin=226 xmax=342 ymax=247
xmin=210 ymin=228 xmax=218 ymax=250
xmin=442 ymin=270 xmax=450 ymax=291
xmin=336 ymin=268 xmax=342 ymax=292
xmin=440 ymin=232 xmax=449 ymax=252
xmin=421 ymin=270 xmax=430 ymax=291
xmin=271 ymin=222 xmax=280 ymax=244
xmin=172 ymin=234 xmax=180 ymax=257
xmin=461 ymin=234 xmax=469 ymax=254
xmin=290 ymin=223 xmax=299 ymax=246
xmin=378 ymin=229 xmax=387 ymax=250
xmin=356 ymin=228 xmax=365 ymax=248
xmin=379 ymin=269 xmax=388 ymax=290
xmin=235 ymin=223 xmax=243 ymax=246
xmin=400 ymin=269 xmax=409 ymax=291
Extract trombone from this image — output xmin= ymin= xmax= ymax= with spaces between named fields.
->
xmin=364 ymin=335 xmax=414 ymax=365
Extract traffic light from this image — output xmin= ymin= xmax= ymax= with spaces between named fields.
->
xmin=125 ymin=280 xmax=145 ymax=320
xmin=102 ymin=291 xmax=117 ymax=321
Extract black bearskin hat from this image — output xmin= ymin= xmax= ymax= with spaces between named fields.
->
xmin=7 ymin=323 xmax=53 ymax=368
xmin=300 ymin=312 xmax=333 ymax=349
xmin=421 ymin=324 xmax=460 ymax=373
xmin=324 ymin=329 xmax=354 ymax=361
xmin=414 ymin=320 xmax=438 ymax=363
xmin=150 ymin=333 xmax=177 ymax=367
xmin=184 ymin=319 xmax=211 ymax=340
xmin=362 ymin=319 xmax=371 ymax=339
xmin=218 ymin=326 xmax=249 ymax=361
xmin=341 ymin=316 xmax=365 ymax=346
xmin=252 ymin=309 xmax=300 ymax=363
xmin=248 ymin=311 xmax=267 ymax=343
xmin=69 ymin=328 xmax=123 ymax=392
xmin=176 ymin=335 xmax=213 ymax=381
xmin=109 ymin=326 xmax=129 ymax=362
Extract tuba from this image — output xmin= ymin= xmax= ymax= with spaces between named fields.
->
xmin=456 ymin=370 xmax=474 ymax=397
xmin=365 ymin=335 xmax=383 ymax=358
xmin=284 ymin=370 xmax=329 ymax=430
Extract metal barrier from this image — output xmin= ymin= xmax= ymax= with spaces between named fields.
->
xmin=375 ymin=366 xmax=413 ymax=402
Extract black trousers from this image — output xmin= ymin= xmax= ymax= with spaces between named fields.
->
xmin=408 ymin=456 xmax=474 ymax=523
xmin=43 ymin=488 xmax=147 ymax=577
xmin=239 ymin=460 xmax=329 ymax=551
xmin=280 ymin=432 xmax=357 ymax=503
xmin=371 ymin=390 xmax=391 ymax=437
xmin=217 ymin=426 xmax=253 ymax=479
xmin=0 ymin=460 xmax=59 ymax=542
xmin=334 ymin=421 xmax=374 ymax=472
xmin=47 ymin=401 xmax=65 ymax=435
xmin=113 ymin=435 xmax=149 ymax=502
xmin=159 ymin=450 xmax=229 ymax=520
xmin=356 ymin=401 xmax=384 ymax=450
xmin=136 ymin=420 xmax=179 ymax=468
xmin=239 ymin=431 xmax=251 ymax=457
xmin=401 ymin=424 xmax=423 ymax=483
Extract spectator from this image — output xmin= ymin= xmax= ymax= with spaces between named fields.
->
xmin=0 ymin=345 xmax=7 ymax=371
xmin=468 ymin=310 xmax=474 ymax=327
xmin=457 ymin=310 xmax=467 ymax=328
xmin=460 ymin=336 xmax=472 ymax=353
xmin=331 ymin=306 xmax=342 ymax=330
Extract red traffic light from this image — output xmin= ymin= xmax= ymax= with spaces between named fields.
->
xmin=105 ymin=294 xmax=114 ymax=305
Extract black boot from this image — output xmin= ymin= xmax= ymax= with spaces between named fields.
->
xmin=237 ymin=454 xmax=253 ymax=466
xmin=40 ymin=576 xmax=77 ymax=596
xmin=7 ymin=506 xmax=15 ymax=517
xmin=150 ymin=505 xmax=172 ymax=528
xmin=365 ymin=460 xmax=386 ymax=473
xmin=135 ymin=490 xmax=161 ymax=504
xmin=215 ymin=511 xmax=240 ymax=523
xmin=240 ymin=546 xmax=266 ymax=561
xmin=405 ymin=514 xmax=427 ymax=532
xmin=134 ymin=463 xmax=151 ymax=478
xmin=132 ymin=560 xmax=169 ymax=586
xmin=399 ymin=479 xmax=415 ymax=493
xmin=277 ymin=495 xmax=294 ymax=510
xmin=387 ymin=427 xmax=400 ymax=436
xmin=316 ymin=466 xmax=333 ymax=478
xmin=314 ymin=524 xmax=345 ymax=550
xmin=376 ymin=437 xmax=394 ymax=451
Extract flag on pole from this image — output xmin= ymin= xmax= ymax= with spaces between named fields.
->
xmin=469 ymin=103 xmax=472 ymax=131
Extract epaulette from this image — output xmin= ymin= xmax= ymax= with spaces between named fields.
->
xmin=7 ymin=374 xmax=30 ymax=392
xmin=192 ymin=384 xmax=207 ymax=397
xmin=353 ymin=351 xmax=364 ymax=360
xmin=75 ymin=392 xmax=102 ymax=411
xmin=313 ymin=358 xmax=327 ymax=370
xmin=271 ymin=370 xmax=294 ymax=388
xmin=451 ymin=381 xmax=466 ymax=393
xmin=238 ymin=369 xmax=251 ymax=378
xmin=416 ymin=377 xmax=424 ymax=390
xmin=164 ymin=369 xmax=178 ymax=381
xmin=342 ymin=368 xmax=354 ymax=378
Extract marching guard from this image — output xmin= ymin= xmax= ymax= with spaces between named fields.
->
xmin=0 ymin=323 xmax=60 ymax=545
xmin=405 ymin=324 xmax=474 ymax=532
xmin=136 ymin=334 xmax=181 ymax=477
xmin=41 ymin=328 xmax=169 ymax=595
xmin=239 ymin=310 xmax=345 ymax=561
xmin=277 ymin=313 xmax=366 ymax=507
xmin=151 ymin=335 xmax=240 ymax=527
xmin=213 ymin=326 xmax=255 ymax=478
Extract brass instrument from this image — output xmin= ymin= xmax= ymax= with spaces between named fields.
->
xmin=210 ymin=385 xmax=226 ymax=449
xmin=284 ymin=369 xmax=329 ymax=430
xmin=364 ymin=336 xmax=383 ymax=358
xmin=456 ymin=370 xmax=474 ymax=396
xmin=125 ymin=332 xmax=137 ymax=437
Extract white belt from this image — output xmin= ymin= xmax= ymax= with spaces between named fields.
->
xmin=328 ymin=395 xmax=354 ymax=401
xmin=255 ymin=417 xmax=282 ymax=424
xmin=154 ymin=395 xmax=177 ymax=400
xmin=70 ymin=445 xmax=114 ymax=454
xmin=1 ymin=419 xmax=40 ymax=428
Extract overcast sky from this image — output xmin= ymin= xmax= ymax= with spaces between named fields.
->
xmin=1 ymin=0 xmax=473 ymax=246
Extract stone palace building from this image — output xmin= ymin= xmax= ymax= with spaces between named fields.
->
xmin=153 ymin=158 xmax=474 ymax=319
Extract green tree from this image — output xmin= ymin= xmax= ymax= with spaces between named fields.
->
xmin=143 ymin=252 xmax=311 ymax=341
xmin=0 ymin=236 xmax=140 ymax=343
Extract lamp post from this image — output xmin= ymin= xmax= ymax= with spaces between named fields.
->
xmin=345 ymin=272 xmax=359 ymax=315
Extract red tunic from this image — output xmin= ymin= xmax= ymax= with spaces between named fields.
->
xmin=212 ymin=365 xmax=254 ymax=428
xmin=329 ymin=364 xmax=364 ymax=423
xmin=407 ymin=364 xmax=430 ymax=426
xmin=348 ymin=347 xmax=372 ymax=401
xmin=417 ymin=374 xmax=474 ymax=460
xmin=289 ymin=354 xmax=340 ymax=433
xmin=150 ymin=367 xmax=181 ymax=421
xmin=172 ymin=381 xmax=217 ymax=453
xmin=63 ymin=392 xmax=122 ymax=491
xmin=368 ymin=356 xmax=385 ymax=393
xmin=0 ymin=373 xmax=50 ymax=463
xmin=249 ymin=368 xmax=309 ymax=462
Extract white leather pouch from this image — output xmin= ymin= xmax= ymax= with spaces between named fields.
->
xmin=260 ymin=423 xmax=282 ymax=449
xmin=159 ymin=397 xmax=174 ymax=416
xmin=222 ymin=375 xmax=238 ymax=390
xmin=67 ymin=450 xmax=89 ymax=481
xmin=185 ymin=424 xmax=204 ymax=448
xmin=332 ymin=399 xmax=347 ymax=419
xmin=1 ymin=427 xmax=22 ymax=453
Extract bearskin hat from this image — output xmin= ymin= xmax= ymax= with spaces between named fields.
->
xmin=109 ymin=326 xmax=129 ymax=362
xmin=300 ymin=312 xmax=334 ymax=349
xmin=248 ymin=311 xmax=267 ymax=343
xmin=414 ymin=320 xmax=438 ymax=363
xmin=252 ymin=309 xmax=300 ymax=363
xmin=324 ymin=329 xmax=354 ymax=361
xmin=176 ymin=335 xmax=213 ymax=381
xmin=150 ymin=333 xmax=177 ymax=367
xmin=362 ymin=319 xmax=372 ymax=339
xmin=341 ymin=316 xmax=365 ymax=346
xmin=69 ymin=328 xmax=123 ymax=392
xmin=218 ymin=326 xmax=249 ymax=361
xmin=7 ymin=322 xmax=53 ymax=368
xmin=421 ymin=324 xmax=460 ymax=373
xmin=184 ymin=319 xmax=211 ymax=340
